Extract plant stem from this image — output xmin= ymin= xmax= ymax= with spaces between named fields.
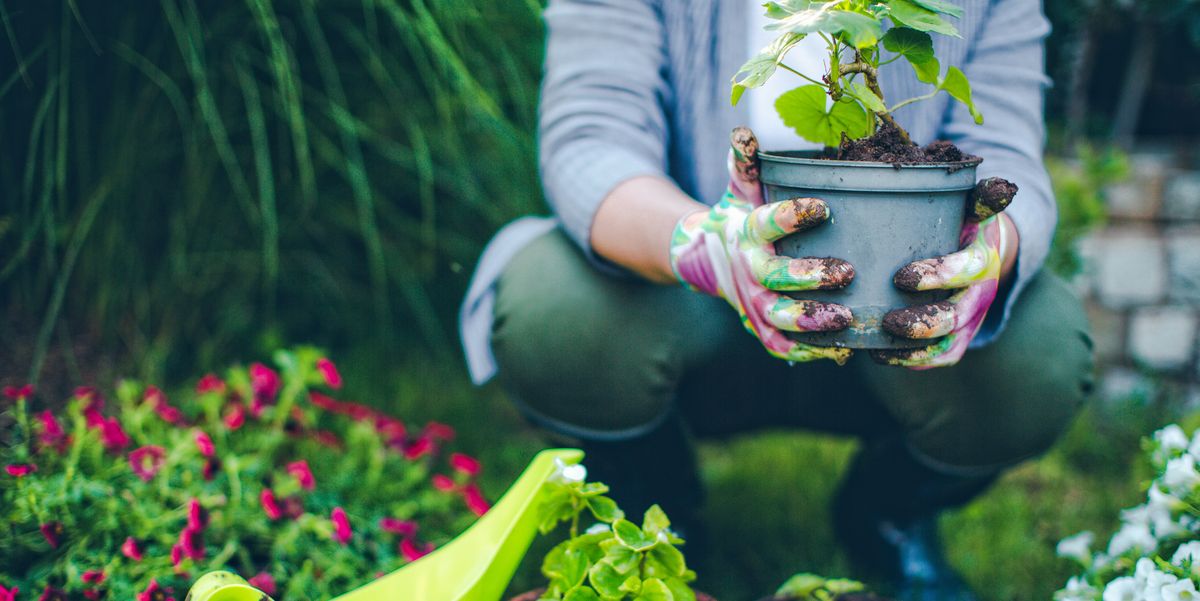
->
xmin=889 ymin=90 xmax=940 ymax=113
xmin=849 ymin=50 xmax=912 ymax=146
xmin=780 ymin=63 xmax=824 ymax=87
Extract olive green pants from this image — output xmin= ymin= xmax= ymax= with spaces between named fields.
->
xmin=492 ymin=230 xmax=1093 ymax=473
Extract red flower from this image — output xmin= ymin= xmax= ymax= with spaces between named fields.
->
xmin=196 ymin=374 xmax=225 ymax=395
xmin=247 ymin=572 xmax=277 ymax=596
xmin=193 ymin=430 xmax=214 ymax=458
xmin=431 ymin=474 xmax=456 ymax=492
xmin=286 ymin=460 xmax=315 ymax=491
xmin=379 ymin=517 xmax=418 ymax=538
xmin=316 ymin=358 xmax=343 ymax=389
xmin=74 ymin=386 xmax=97 ymax=401
xmin=0 ymin=585 xmax=17 ymax=601
xmin=147 ymin=387 xmax=183 ymax=425
xmin=128 ymin=446 xmax=166 ymax=482
xmin=3 ymin=384 xmax=33 ymax=400
xmin=37 ymin=410 xmax=68 ymax=452
xmin=99 ymin=417 xmax=130 ymax=452
xmin=309 ymin=391 xmax=339 ymax=411
xmin=403 ymin=436 xmax=433 ymax=460
xmin=202 ymin=457 xmax=220 ymax=481
xmin=400 ymin=537 xmax=434 ymax=562
xmin=260 ymin=489 xmax=283 ymax=520
xmin=331 ymin=507 xmax=352 ymax=545
xmin=170 ymin=543 xmax=183 ymax=568
xmin=187 ymin=498 xmax=209 ymax=531
xmin=6 ymin=464 xmax=35 ymax=477
xmin=40 ymin=521 xmax=63 ymax=548
xmin=82 ymin=570 xmax=106 ymax=584
xmin=376 ymin=417 xmax=406 ymax=443
xmin=223 ymin=401 xmax=246 ymax=430
xmin=423 ymin=422 xmax=456 ymax=441
xmin=136 ymin=579 xmax=174 ymax=601
xmin=178 ymin=525 xmax=205 ymax=560
xmin=84 ymin=590 xmax=102 ymax=600
xmin=463 ymin=483 xmax=491 ymax=517
xmin=38 ymin=586 xmax=65 ymax=601
xmin=450 ymin=453 xmax=481 ymax=477
xmin=122 ymin=537 xmax=144 ymax=561
xmin=250 ymin=363 xmax=280 ymax=403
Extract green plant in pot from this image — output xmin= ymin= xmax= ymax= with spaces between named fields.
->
xmin=511 ymin=467 xmax=711 ymax=601
xmin=732 ymin=0 xmax=1017 ymax=354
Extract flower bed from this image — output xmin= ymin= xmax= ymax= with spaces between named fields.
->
xmin=0 ymin=348 xmax=488 ymax=600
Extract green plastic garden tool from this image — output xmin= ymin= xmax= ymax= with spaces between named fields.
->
xmin=187 ymin=447 xmax=584 ymax=601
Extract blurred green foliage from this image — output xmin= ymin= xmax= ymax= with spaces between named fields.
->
xmin=0 ymin=1 xmax=545 ymax=382
xmin=1045 ymin=146 xmax=1129 ymax=278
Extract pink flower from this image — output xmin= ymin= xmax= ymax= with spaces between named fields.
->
xmin=463 ymin=484 xmax=491 ymax=517
xmin=316 ymin=358 xmax=343 ymax=389
xmin=82 ymin=570 xmax=106 ymax=584
xmin=187 ymin=498 xmax=209 ymax=531
xmin=136 ymin=579 xmax=174 ymax=601
xmin=128 ymin=446 xmax=166 ymax=482
xmin=403 ymin=436 xmax=433 ymax=460
xmin=286 ymin=460 xmax=315 ymax=491
xmin=3 ymin=384 xmax=33 ymax=400
xmin=423 ymin=422 xmax=455 ymax=441
xmin=400 ymin=537 xmax=434 ymax=562
xmin=250 ymin=363 xmax=281 ymax=403
xmin=196 ymin=374 xmax=225 ymax=395
xmin=331 ymin=507 xmax=352 ymax=545
xmin=223 ymin=401 xmax=246 ymax=430
xmin=0 ymin=585 xmax=18 ymax=601
xmin=431 ymin=474 xmax=456 ymax=492
xmin=40 ymin=521 xmax=63 ymax=548
xmin=260 ymin=489 xmax=283 ymax=520
xmin=99 ymin=417 xmax=130 ymax=452
xmin=84 ymin=590 xmax=102 ymax=600
xmin=450 ymin=453 xmax=481 ymax=477
xmin=38 ymin=586 xmax=65 ymax=601
xmin=170 ymin=543 xmax=183 ymax=568
xmin=6 ymin=463 xmax=35 ymax=477
xmin=122 ymin=537 xmax=144 ymax=561
xmin=178 ymin=525 xmax=204 ymax=560
xmin=37 ymin=410 xmax=68 ymax=452
xmin=147 ymin=388 xmax=184 ymax=425
xmin=247 ymin=572 xmax=277 ymax=596
xmin=379 ymin=517 xmax=418 ymax=537
xmin=202 ymin=457 xmax=220 ymax=481
xmin=193 ymin=430 xmax=214 ymax=458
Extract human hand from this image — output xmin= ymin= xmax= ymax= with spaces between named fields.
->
xmin=870 ymin=177 xmax=1019 ymax=369
xmin=669 ymin=127 xmax=855 ymax=364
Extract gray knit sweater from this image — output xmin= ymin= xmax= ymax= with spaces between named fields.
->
xmin=461 ymin=0 xmax=1056 ymax=384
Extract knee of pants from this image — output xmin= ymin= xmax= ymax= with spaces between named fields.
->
xmin=489 ymin=233 xmax=680 ymax=437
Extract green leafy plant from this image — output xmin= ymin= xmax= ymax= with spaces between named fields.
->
xmin=0 ymin=348 xmax=489 ymax=600
xmin=732 ymin=0 xmax=983 ymax=147
xmin=533 ymin=474 xmax=698 ymax=601
xmin=774 ymin=573 xmax=868 ymax=600
xmin=1045 ymin=146 xmax=1126 ymax=278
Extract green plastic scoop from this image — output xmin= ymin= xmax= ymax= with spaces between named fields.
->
xmin=188 ymin=448 xmax=584 ymax=601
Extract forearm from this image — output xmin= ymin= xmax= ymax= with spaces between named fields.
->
xmin=590 ymin=175 xmax=707 ymax=284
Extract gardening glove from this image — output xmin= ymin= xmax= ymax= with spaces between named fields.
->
xmin=870 ymin=178 xmax=1018 ymax=369
xmin=669 ymin=127 xmax=855 ymax=364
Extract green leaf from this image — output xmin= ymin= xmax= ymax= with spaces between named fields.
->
xmin=635 ymin=578 xmax=674 ymax=601
xmin=908 ymin=0 xmax=964 ymax=18
xmin=586 ymin=496 xmax=623 ymax=523
xmin=642 ymin=504 xmax=671 ymax=535
xmin=731 ymin=33 xmax=806 ymax=105
xmin=846 ymin=82 xmax=886 ymax=114
xmin=881 ymin=27 xmax=940 ymax=83
xmin=648 ymin=542 xmax=687 ymax=577
xmin=569 ymin=531 xmax=613 ymax=563
xmin=776 ymin=573 xmax=828 ymax=597
xmin=886 ymin=0 xmax=959 ymax=37
xmin=620 ymin=575 xmax=643 ymax=595
xmin=664 ymin=579 xmax=696 ymax=601
xmin=588 ymin=560 xmax=627 ymax=598
xmin=563 ymin=587 xmax=601 ymax=601
xmin=938 ymin=66 xmax=983 ymax=124
xmin=538 ymin=483 xmax=573 ymax=534
xmin=562 ymin=548 xmax=591 ymax=588
xmin=601 ymin=538 xmax=641 ymax=574
xmin=767 ymin=6 xmax=882 ymax=49
xmin=578 ymin=482 xmax=610 ymax=497
xmin=542 ymin=540 xmax=569 ymax=581
xmin=775 ymin=84 xmax=871 ymax=147
xmin=613 ymin=518 xmax=655 ymax=551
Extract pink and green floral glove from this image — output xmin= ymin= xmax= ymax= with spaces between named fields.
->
xmin=669 ymin=127 xmax=855 ymax=364
xmin=871 ymin=178 xmax=1018 ymax=369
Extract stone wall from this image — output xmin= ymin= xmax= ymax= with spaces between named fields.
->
xmin=1075 ymin=147 xmax=1199 ymax=403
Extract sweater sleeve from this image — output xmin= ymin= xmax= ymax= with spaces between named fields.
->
xmin=538 ymin=0 xmax=672 ymax=255
xmin=941 ymin=0 xmax=1057 ymax=346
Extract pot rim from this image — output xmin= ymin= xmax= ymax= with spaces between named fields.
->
xmin=759 ymin=149 xmax=983 ymax=170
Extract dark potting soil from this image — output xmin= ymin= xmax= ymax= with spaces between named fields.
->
xmin=828 ymin=122 xmax=979 ymax=167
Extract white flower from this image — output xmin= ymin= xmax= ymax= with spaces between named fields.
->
xmin=1059 ymin=577 xmax=1099 ymax=601
xmin=1165 ymin=456 xmax=1200 ymax=496
xmin=1162 ymin=579 xmax=1200 ymax=601
xmin=1148 ymin=487 xmax=1186 ymax=538
xmin=1110 ymin=522 xmax=1158 ymax=557
xmin=1189 ymin=428 xmax=1200 ymax=459
xmin=1142 ymin=567 xmax=1178 ymax=601
xmin=552 ymin=458 xmax=588 ymax=483
xmin=1159 ymin=425 xmax=1191 ymax=454
xmin=1105 ymin=576 xmax=1143 ymax=601
xmin=1059 ymin=531 xmax=1096 ymax=563
xmin=1174 ymin=542 xmax=1200 ymax=567
xmin=585 ymin=522 xmax=610 ymax=535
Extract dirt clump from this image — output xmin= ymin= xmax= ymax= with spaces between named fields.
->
xmin=830 ymin=122 xmax=979 ymax=166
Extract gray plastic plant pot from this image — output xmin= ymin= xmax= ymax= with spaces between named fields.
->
xmin=761 ymin=150 xmax=981 ymax=350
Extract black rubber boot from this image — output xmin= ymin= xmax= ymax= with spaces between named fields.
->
xmin=832 ymin=437 xmax=997 ymax=601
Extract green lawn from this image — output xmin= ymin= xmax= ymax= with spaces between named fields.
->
xmin=341 ymin=352 xmax=1165 ymax=601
